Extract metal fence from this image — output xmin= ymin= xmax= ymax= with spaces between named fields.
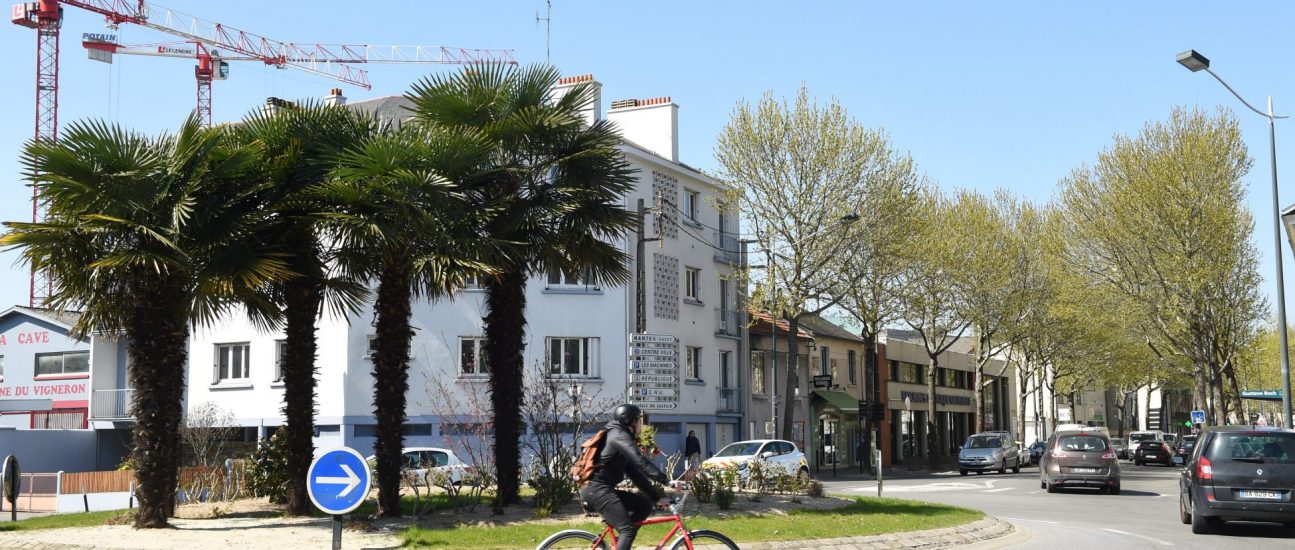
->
xmin=91 ymin=388 xmax=133 ymax=419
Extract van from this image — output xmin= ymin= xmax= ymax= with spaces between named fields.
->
xmin=1128 ymin=430 xmax=1166 ymax=458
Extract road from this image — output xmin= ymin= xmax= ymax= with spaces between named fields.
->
xmin=822 ymin=460 xmax=1295 ymax=549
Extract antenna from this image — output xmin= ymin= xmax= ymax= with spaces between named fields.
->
xmin=536 ymin=0 xmax=552 ymax=63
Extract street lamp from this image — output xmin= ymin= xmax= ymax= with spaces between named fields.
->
xmin=1178 ymin=49 xmax=1292 ymax=428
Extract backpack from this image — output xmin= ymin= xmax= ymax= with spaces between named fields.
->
xmin=570 ymin=429 xmax=608 ymax=485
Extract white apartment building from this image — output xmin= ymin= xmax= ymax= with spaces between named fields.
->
xmin=80 ymin=75 xmax=744 ymax=464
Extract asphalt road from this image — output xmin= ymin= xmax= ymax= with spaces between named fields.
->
xmin=822 ymin=460 xmax=1295 ymax=549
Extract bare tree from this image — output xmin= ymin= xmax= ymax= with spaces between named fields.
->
xmin=180 ymin=401 xmax=237 ymax=468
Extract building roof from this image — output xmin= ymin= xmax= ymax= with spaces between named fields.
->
xmin=798 ymin=314 xmax=863 ymax=343
xmin=747 ymin=311 xmax=813 ymax=338
xmin=2 ymin=305 xmax=82 ymax=330
xmin=882 ymin=328 xmax=977 ymax=354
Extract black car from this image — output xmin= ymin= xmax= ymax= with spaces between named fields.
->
xmin=1176 ymin=435 xmax=1198 ymax=463
xmin=1179 ymin=426 xmax=1295 ymax=534
xmin=1028 ymin=441 xmax=1046 ymax=465
xmin=1135 ymin=440 xmax=1174 ymax=466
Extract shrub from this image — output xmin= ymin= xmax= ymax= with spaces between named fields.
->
xmin=246 ymin=430 xmax=289 ymax=504
xmin=689 ymin=470 xmax=716 ymax=503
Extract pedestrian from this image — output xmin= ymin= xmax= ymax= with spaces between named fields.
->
xmin=685 ymin=430 xmax=702 ymax=471
xmin=580 ymin=404 xmax=672 ymax=550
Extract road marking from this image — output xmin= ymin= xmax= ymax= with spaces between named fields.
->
xmin=1101 ymin=528 xmax=1174 ymax=546
xmin=1028 ymin=491 xmax=1041 ymax=494
xmin=982 ymin=488 xmax=1012 ymax=493
xmin=998 ymin=516 xmax=1059 ymax=524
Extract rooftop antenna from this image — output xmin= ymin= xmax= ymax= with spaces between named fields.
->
xmin=536 ymin=0 xmax=552 ymax=63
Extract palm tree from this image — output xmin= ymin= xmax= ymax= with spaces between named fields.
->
xmin=317 ymin=123 xmax=498 ymax=517
xmin=1 ymin=115 xmax=287 ymax=528
xmin=407 ymin=65 xmax=639 ymax=508
xmin=224 ymin=103 xmax=376 ymax=515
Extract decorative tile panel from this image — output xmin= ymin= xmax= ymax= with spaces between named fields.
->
xmin=651 ymin=171 xmax=679 ymax=240
xmin=653 ymin=253 xmax=679 ymax=320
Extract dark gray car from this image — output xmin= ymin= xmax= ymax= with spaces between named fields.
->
xmin=1039 ymin=428 xmax=1121 ymax=494
xmin=959 ymin=432 xmax=1022 ymax=475
xmin=1179 ymin=426 xmax=1295 ymax=534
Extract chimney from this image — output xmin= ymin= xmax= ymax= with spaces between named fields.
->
xmin=262 ymin=96 xmax=294 ymax=116
xmin=551 ymin=73 xmax=601 ymax=128
xmin=606 ymin=96 xmax=678 ymax=162
xmin=323 ymin=88 xmax=347 ymax=107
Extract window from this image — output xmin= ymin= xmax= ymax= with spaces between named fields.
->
xmin=273 ymin=339 xmax=285 ymax=383
xmin=719 ymin=279 xmax=730 ymax=311
xmin=547 ymin=267 xmax=599 ymax=289
xmin=684 ymin=267 xmax=701 ymax=301
xmin=897 ymin=361 xmax=923 ymax=384
xmin=214 ymin=343 xmax=250 ymax=383
xmin=848 ymin=350 xmax=856 ymax=385
xmin=548 ymin=337 xmax=598 ymax=377
xmin=819 ymin=347 xmax=830 ymax=376
xmin=35 ymin=351 xmax=89 ymax=377
xmin=751 ymin=351 xmax=766 ymax=394
xmin=719 ymin=351 xmax=732 ymax=388
xmin=0 ymin=354 xmax=4 ymax=382
xmin=684 ymin=189 xmax=700 ymax=221
xmin=460 ymin=337 xmax=487 ymax=376
xmin=462 ymin=271 xmax=482 ymax=289
xmin=686 ymin=346 xmax=702 ymax=380
xmin=889 ymin=359 xmax=899 ymax=381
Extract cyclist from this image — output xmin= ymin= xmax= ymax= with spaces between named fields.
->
xmin=580 ymin=403 xmax=670 ymax=550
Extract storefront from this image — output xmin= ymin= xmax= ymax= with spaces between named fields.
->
xmin=0 ymin=307 xmax=91 ymax=430
xmin=808 ymin=390 xmax=859 ymax=473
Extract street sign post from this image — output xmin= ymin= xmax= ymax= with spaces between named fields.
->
xmin=308 ymin=447 xmax=372 ymax=550
xmin=628 ymin=333 xmax=680 ymax=411
xmin=1 ymin=455 xmax=17 ymax=522
xmin=1190 ymin=410 xmax=1206 ymax=425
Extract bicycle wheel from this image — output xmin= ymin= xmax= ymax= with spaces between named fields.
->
xmin=670 ymin=529 xmax=739 ymax=550
xmin=535 ymin=529 xmax=609 ymax=550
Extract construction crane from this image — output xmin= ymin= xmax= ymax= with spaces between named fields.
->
xmin=12 ymin=0 xmax=516 ymax=306
xmin=81 ymin=36 xmax=517 ymax=126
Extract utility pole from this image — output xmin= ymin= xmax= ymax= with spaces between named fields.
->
xmin=635 ymin=198 xmax=660 ymax=333
xmin=536 ymin=0 xmax=552 ymax=63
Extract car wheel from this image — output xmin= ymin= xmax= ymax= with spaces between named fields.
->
xmin=1046 ymin=481 xmax=1057 ymax=494
xmin=1111 ymin=484 xmax=1120 ymax=496
xmin=1135 ymin=459 xmax=1142 ymax=466
xmin=1041 ymin=479 xmax=1046 ymax=490
xmin=976 ymin=470 xmax=984 ymax=475
xmin=1178 ymin=494 xmax=1191 ymax=524
xmin=797 ymin=467 xmax=810 ymax=484
xmin=1012 ymin=459 xmax=1021 ymax=474
xmin=960 ymin=469 xmax=968 ymax=476
xmin=1191 ymin=506 xmax=1216 ymax=534
xmin=999 ymin=460 xmax=1008 ymax=475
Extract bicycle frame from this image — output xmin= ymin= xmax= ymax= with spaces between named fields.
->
xmin=594 ymin=492 xmax=697 ymax=550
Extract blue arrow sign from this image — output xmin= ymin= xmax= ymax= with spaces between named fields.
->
xmin=307 ymin=447 xmax=372 ymax=515
xmin=1190 ymin=410 xmax=1206 ymax=425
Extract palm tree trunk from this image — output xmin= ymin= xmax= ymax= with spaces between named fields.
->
xmin=282 ymin=276 xmax=322 ymax=516
xmin=485 ymin=267 xmax=527 ymax=511
xmin=372 ymin=264 xmax=414 ymax=518
xmin=126 ymin=274 xmax=189 ymax=528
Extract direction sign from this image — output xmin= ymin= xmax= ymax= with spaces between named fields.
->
xmin=630 ymin=366 xmax=678 ymax=375
xmin=629 ymin=347 xmax=677 ymax=357
xmin=630 ymin=374 xmax=677 ymax=384
xmin=1190 ymin=410 xmax=1206 ymax=425
xmin=307 ymin=447 xmax=372 ymax=515
xmin=634 ymin=388 xmax=677 ymax=397
xmin=630 ymin=333 xmax=677 ymax=344
xmin=630 ymin=360 xmax=677 ymax=369
xmin=632 ymin=395 xmax=678 ymax=402
xmin=637 ymin=401 xmax=677 ymax=410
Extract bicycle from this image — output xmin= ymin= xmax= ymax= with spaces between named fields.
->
xmin=535 ymin=485 xmax=738 ymax=550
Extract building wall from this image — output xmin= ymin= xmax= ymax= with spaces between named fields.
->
xmin=0 ymin=311 xmax=91 ymax=430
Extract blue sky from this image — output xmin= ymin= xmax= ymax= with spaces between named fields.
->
xmin=1 ymin=1 xmax=1293 ymax=313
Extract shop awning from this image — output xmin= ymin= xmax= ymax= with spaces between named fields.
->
xmin=811 ymin=390 xmax=858 ymax=412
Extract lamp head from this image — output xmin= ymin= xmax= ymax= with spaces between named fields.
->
xmin=1176 ymin=50 xmax=1210 ymax=72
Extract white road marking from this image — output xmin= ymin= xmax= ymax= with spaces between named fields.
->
xmin=982 ymin=488 xmax=1013 ymax=493
xmin=998 ymin=516 xmax=1059 ymax=524
xmin=1028 ymin=491 xmax=1041 ymax=494
xmin=857 ymin=482 xmax=989 ymax=493
xmin=1101 ymin=528 xmax=1174 ymax=546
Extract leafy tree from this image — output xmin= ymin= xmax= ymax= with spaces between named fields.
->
xmin=318 ymin=123 xmax=495 ymax=517
xmin=225 ymin=103 xmax=377 ymax=515
xmin=1 ymin=115 xmax=286 ymax=527
xmin=406 ymin=65 xmax=638 ymax=509
xmin=715 ymin=84 xmax=895 ymax=439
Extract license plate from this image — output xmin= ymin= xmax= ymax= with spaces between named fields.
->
xmin=1072 ymin=467 xmax=1098 ymax=473
xmin=1239 ymin=490 xmax=1281 ymax=500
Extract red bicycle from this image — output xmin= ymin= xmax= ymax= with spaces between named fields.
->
xmin=535 ymin=487 xmax=738 ymax=550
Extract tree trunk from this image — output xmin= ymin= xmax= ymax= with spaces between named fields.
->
xmin=973 ymin=332 xmax=989 ymax=433
xmin=781 ymin=316 xmax=802 ymax=443
xmin=372 ymin=264 xmax=413 ymax=518
xmin=1222 ymin=359 xmax=1244 ymax=424
xmin=1016 ymin=363 xmax=1029 ymax=444
xmin=127 ymin=274 xmax=189 ymax=528
xmin=926 ymin=356 xmax=940 ymax=459
xmin=485 ymin=267 xmax=528 ymax=511
xmin=860 ymin=327 xmax=879 ymax=474
xmin=281 ymin=276 xmax=322 ymax=516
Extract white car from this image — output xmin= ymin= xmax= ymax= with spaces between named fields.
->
xmin=366 ymin=447 xmax=472 ymax=486
xmin=700 ymin=439 xmax=809 ymax=483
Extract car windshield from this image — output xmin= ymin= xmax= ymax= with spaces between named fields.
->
xmin=714 ymin=442 xmax=764 ymax=458
xmin=1205 ymin=433 xmax=1295 ymax=464
xmin=1129 ymin=433 xmax=1156 ymax=443
xmin=1057 ymin=435 xmax=1108 ymax=452
xmin=966 ymin=436 xmax=1000 ymax=449
xmin=1143 ymin=442 xmax=1162 ymax=449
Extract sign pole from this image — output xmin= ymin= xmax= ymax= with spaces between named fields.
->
xmin=332 ymin=514 xmax=343 ymax=550
xmin=308 ymin=447 xmax=372 ymax=550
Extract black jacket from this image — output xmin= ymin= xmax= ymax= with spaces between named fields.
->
xmin=685 ymin=435 xmax=701 ymax=456
xmin=587 ymin=420 xmax=668 ymax=500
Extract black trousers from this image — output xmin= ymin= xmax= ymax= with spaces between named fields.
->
xmin=580 ymin=483 xmax=653 ymax=550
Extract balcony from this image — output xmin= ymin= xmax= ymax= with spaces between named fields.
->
xmin=713 ymin=232 xmax=740 ymax=264
xmin=715 ymin=308 xmax=741 ymax=337
xmin=91 ymin=388 xmax=133 ymax=420
xmin=717 ymin=387 xmax=741 ymax=413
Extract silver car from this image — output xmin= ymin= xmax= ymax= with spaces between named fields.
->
xmin=959 ymin=432 xmax=1023 ymax=475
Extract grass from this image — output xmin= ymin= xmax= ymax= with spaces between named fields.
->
xmin=399 ymin=496 xmax=984 ymax=548
xmin=0 ymin=509 xmax=126 ymax=531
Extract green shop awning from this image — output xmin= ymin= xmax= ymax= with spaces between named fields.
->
xmin=812 ymin=390 xmax=858 ymax=412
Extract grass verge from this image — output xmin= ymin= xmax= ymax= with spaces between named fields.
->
xmin=400 ymin=496 xmax=983 ymax=548
xmin=0 ymin=510 xmax=125 ymax=531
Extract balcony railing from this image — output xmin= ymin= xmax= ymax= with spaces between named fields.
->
xmin=716 ymin=308 xmax=740 ymax=337
xmin=717 ymin=387 xmax=741 ymax=413
xmin=713 ymin=231 xmax=740 ymax=264
xmin=91 ymin=388 xmax=133 ymax=419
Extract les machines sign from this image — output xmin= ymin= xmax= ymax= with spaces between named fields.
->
xmin=627 ymin=333 xmax=680 ymax=411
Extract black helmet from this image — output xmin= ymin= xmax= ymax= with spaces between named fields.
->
xmin=614 ymin=403 xmax=643 ymax=425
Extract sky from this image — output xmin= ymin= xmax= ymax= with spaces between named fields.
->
xmin=1 ymin=1 xmax=1294 ymax=313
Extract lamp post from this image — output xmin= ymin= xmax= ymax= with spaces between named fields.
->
xmin=1178 ymin=49 xmax=1292 ymax=428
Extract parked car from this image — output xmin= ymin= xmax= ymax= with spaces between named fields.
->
xmin=1028 ymin=441 xmax=1046 ymax=466
xmin=1039 ymin=426 xmax=1121 ymax=494
xmin=1135 ymin=440 xmax=1175 ymax=466
xmin=958 ymin=432 xmax=1023 ymax=475
xmin=1175 ymin=435 xmax=1198 ymax=464
xmin=701 ymin=439 xmax=809 ymax=483
xmin=1111 ymin=437 xmax=1129 ymax=460
xmin=1179 ymin=426 xmax=1295 ymax=534
xmin=366 ymin=447 xmax=472 ymax=486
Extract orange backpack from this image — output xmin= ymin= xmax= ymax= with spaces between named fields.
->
xmin=570 ymin=429 xmax=609 ymax=485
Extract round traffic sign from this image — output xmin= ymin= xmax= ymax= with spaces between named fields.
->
xmin=307 ymin=447 xmax=371 ymax=515
xmin=2 ymin=455 xmax=19 ymax=503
